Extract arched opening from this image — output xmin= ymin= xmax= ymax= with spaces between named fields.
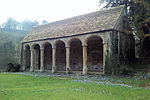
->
xmin=43 ymin=43 xmax=52 ymax=70
xmin=87 ymin=35 xmax=103 ymax=72
xmin=56 ymin=40 xmax=66 ymax=71
xmin=25 ymin=45 xmax=30 ymax=70
xmin=143 ymin=36 xmax=150 ymax=57
xmin=33 ymin=44 xmax=40 ymax=70
xmin=70 ymin=39 xmax=82 ymax=71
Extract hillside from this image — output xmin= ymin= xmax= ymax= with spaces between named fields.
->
xmin=0 ymin=28 xmax=26 ymax=66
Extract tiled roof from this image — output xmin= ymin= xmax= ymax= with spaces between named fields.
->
xmin=22 ymin=5 xmax=125 ymax=42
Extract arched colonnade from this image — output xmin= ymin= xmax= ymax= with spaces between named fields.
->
xmin=23 ymin=34 xmax=106 ymax=75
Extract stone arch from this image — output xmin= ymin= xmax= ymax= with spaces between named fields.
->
xmin=143 ymin=36 xmax=150 ymax=57
xmin=24 ymin=44 xmax=31 ymax=48
xmin=42 ymin=42 xmax=52 ymax=70
xmin=31 ymin=43 xmax=41 ymax=49
xmin=53 ymin=40 xmax=66 ymax=48
xmin=84 ymin=35 xmax=103 ymax=45
xmin=67 ymin=38 xmax=82 ymax=47
xmin=69 ymin=38 xmax=83 ymax=71
xmin=41 ymin=41 xmax=51 ymax=48
xmin=85 ymin=35 xmax=103 ymax=72
xmin=55 ymin=40 xmax=66 ymax=71
xmin=24 ymin=44 xmax=30 ymax=70
xmin=32 ymin=43 xmax=41 ymax=70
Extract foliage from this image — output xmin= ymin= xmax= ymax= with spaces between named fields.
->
xmin=1 ymin=18 xmax=19 ymax=31
xmin=1 ymin=18 xmax=40 ymax=32
xmin=7 ymin=63 xmax=21 ymax=72
xmin=99 ymin=0 xmax=129 ymax=8
xmin=0 ymin=28 xmax=25 ymax=66
xmin=99 ymin=0 xmax=150 ymax=59
xmin=0 ymin=18 xmax=48 ymax=67
xmin=42 ymin=20 xmax=48 ymax=24
xmin=0 ymin=73 xmax=150 ymax=100
xmin=129 ymin=0 xmax=150 ymax=59
xmin=7 ymin=63 xmax=14 ymax=72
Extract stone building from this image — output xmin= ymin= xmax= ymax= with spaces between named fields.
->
xmin=21 ymin=5 xmax=135 ymax=75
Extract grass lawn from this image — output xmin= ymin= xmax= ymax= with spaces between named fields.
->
xmin=0 ymin=73 xmax=150 ymax=100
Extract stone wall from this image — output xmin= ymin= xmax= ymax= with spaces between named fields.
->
xmin=119 ymin=32 xmax=135 ymax=64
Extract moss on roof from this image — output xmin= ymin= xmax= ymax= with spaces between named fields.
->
xmin=22 ymin=5 xmax=125 ymax=42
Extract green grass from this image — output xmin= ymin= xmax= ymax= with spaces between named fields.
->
xmin=105 ymin=76 xmax=150 ymax=88
xmin=0 ymin=73 xmax=150 ymax=100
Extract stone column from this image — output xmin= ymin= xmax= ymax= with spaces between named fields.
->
xmin=30 ymin=48 xmax=34 ymax=72
xmin=52 ymin=47 xmax=56 ymax=73
xmin=35 ymin=50 xmax=39 ymax=69
xmin=22 ymin=48 xmax=26 ymax=71
xmin=40 ymin=48 xmax=44 ymax=72
xmin=21 ymin=49 xmax=25 ymax=71
xmin=103 ymin=42 xmax=106 ymax=74
xmin=82 ymin=45 xmax=88 ymax=75
xmin=66 ymin=47 xmax=71 ymax=74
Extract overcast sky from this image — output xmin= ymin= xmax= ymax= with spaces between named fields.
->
xmin=0 ymin=0 xmax=100 ymax=24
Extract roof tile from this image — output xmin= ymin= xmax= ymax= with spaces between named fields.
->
xmin=22 ymin=5 xmax=124 ymax=42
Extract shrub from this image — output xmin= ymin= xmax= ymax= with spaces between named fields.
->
xmin=7 ymin=63 xmax=21 ymax=72
xmin=7 ymin=63 xmax=14 ymax=72
xmin=12 ymin=64 xmax=21 ymax=72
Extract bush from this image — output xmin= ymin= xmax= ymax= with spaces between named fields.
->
xmin=119 ymin=66 xmax=135 ymax=76
xmin=7 ymin=63 xmax=21 ymax=72
xmin=7 ymin=63 xmax=14 ymax=72
xmin=133 ymin=71 xmax=150 ymax=80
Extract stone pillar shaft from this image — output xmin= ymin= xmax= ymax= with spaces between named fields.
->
xmin=103 ymin=43 xmax=106 ymax=74
xmin=30 ymin=49 xmax=34 ymax=72
xmin=52 ymin=48 xmax=56 ymax=73
xmin=83 ymin=45 xmax=87 ymax=75
xmin=22 ymin=49 xmax=26 ymax=71
xmin=66 ymin=47 xmax=70 ymax=74
xmin=40 ymin=48 xmax=44 ymax=72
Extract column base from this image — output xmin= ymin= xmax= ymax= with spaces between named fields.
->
xmin=22 ymin=65 xmax=26 ymax=71
xmin=30 ymin=67 xmax=34 ymax=72
xmin=40 ymin=67 xmax=44 ymax=72
xmin=52 ymin=67 xmax=56 ymax=73
xmin=83 ymin=68 xmax=88 ymax=75
xmin=66 ymin=67 xmax=71 ymax=74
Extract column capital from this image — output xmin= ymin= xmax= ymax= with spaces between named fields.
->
xmin=102 ymin=42 xmax=106 ymax=45
xmin=52 ymin=44 xmax=56 ymax=49
xmin=65 ymin=46 xmax=70 ymax=48
xmin=52 ymin=47 xmax=56 ymax=49
xmin=30 ymin=48 xmax=34 ymax=51
xmin=40 ymin=48 xmax=44 ymax=50
xmin=82 ymin=44 xmax=87 ymax=47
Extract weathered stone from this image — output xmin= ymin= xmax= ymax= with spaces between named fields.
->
xmin=21 ymin=5 xmax=135 ymax=75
